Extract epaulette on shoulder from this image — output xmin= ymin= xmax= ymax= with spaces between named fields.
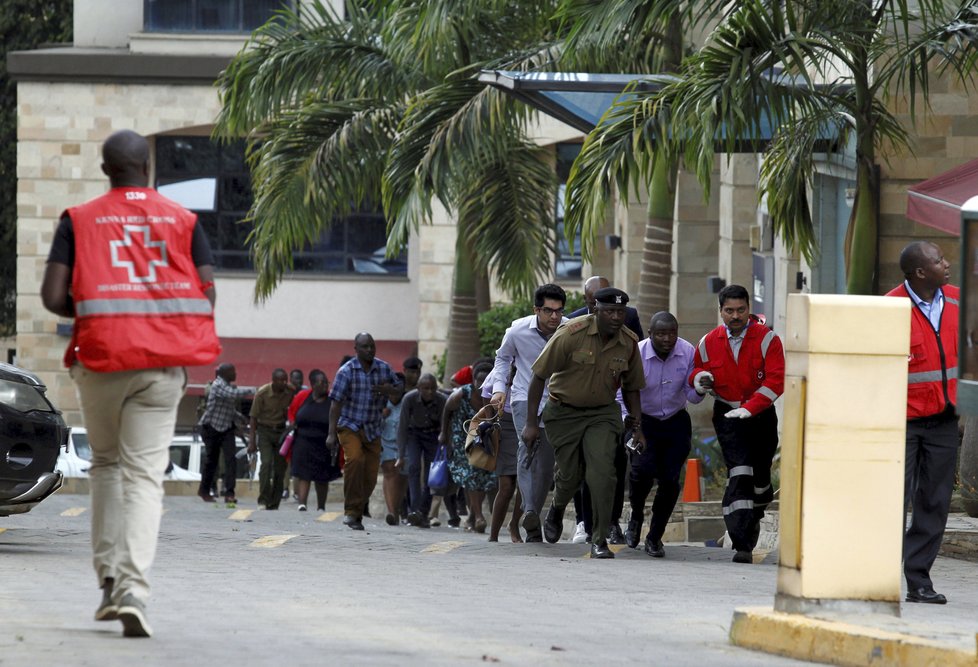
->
xmin=565 ymin=317 xmax=590 ymax=333
xmin=621 ymin=326 xmax=639 ymax=342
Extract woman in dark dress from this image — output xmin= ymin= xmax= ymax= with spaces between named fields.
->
xmin=289 ymin=369 xmax=340 ymax=511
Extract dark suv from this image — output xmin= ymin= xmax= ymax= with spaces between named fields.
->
xmin=0 ymin=363 xmax=68 ymax=516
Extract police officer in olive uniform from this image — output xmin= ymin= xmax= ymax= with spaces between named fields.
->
xmin=522 ymin=287 xmax=647 ymax=559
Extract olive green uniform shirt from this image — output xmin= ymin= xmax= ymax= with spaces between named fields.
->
xmin=532 ymin=314 xmax=645 ymax=407
xmin=250 ymin=383 xmax=294 ymax=428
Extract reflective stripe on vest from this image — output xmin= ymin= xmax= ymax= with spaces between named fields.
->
xmin=908 ymin=367 xmax=958 ymax=384
xmin=946 ymin=296 xmax=959 ymax=306
xmin=757 ymin=385 xmax=779 ymax=401
xmin=76 ymin=297 xmax=213 ymax=317
xmin=698 ymin=335 xmax=709 ymax=363
xmin=760 ymin=330 xmax=775 ymax=358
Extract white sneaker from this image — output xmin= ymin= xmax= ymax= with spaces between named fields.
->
xmin=572 ymin=521 xmax=588 ymax=544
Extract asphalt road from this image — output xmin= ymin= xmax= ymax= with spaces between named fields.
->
xmin=1 ymin=491 xmax=966 ymax=666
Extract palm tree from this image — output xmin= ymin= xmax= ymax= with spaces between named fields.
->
xmin=215 ymin=0 xmax=560 ymax=376
xmin=557 ymin=1 xmax=724 ymax=317
xmin=563 ymin=0 xmax=978 ymax=295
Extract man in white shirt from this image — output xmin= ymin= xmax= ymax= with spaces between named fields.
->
xmin=490 ymin=284 xmax=567 ymax=542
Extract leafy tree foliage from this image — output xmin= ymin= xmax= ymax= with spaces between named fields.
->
xmin=0 ymin=1 xmax=72 ymax=335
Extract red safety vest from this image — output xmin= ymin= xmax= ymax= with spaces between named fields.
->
xmin=886 ymin=283 xmax=959 ymax=419
xmin=65 ymin=187 xmax=221 ymax=372
xmin=689 ymin=315 xmax=785 ymax=416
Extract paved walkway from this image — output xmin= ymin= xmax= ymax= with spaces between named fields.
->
xmin=1 ymin=493 xmax=976 ymax=666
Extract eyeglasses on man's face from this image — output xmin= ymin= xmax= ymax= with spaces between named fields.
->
xmin=537 ymin=306 xmax=564 ymax=317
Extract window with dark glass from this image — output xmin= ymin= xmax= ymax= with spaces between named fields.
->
xmin=555 ymin=143 xmax=583 ymax=280
xmin=155 ymin=135 xmax=405 ymax=276
xmin=144 ymin=0 xmax=291 ymax=33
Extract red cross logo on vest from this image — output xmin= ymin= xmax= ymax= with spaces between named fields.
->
xmin=109 ymin=225 xmax=168 ymax=283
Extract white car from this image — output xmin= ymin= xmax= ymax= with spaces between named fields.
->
xmin=169 ymin=432 xmax=259 ymax=481
xmin=57 ymin=427 xmax=201 ymax=481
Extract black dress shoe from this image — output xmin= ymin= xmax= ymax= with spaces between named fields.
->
xmin=521 ymin=511 xmax=543 ymax=542
xmin=544 ymin=505 xmax=564 ymax=543
xmin=906 ymin=587 xmax=947 ymax=604
xmin=590 ymin=540 xmax=615 ymax=559
xmin=644 ymin=537 xmax=665 ymax=558
xmin=732 ymin=550 xmax=752 ymax=564
xmin=607 ymin=523 xmax=625 ymax=545
xmin=625 ymin=521 xmax=640 ymax=549
xmin=348 ymin=518 xmax=364 ymax=531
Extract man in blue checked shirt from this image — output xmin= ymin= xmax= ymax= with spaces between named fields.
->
xmin=327 ymin=333 xmax=403 ymax=530
xmin=618 ymin=311 xmax=704 ymax=557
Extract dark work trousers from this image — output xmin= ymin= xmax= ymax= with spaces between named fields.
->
xmin=199 ymin=423 xmax=237 ymax=499
xmin=574 ymin=439 xmax=627 ymax=536
xmin=712 ymin=403 xmax=778 ymax=552
xmin=629 ymin=410 xmax=693 ymax=543
xmin=904 ymin=414 xmax=959 ymax=591
xmin=405 ymin=428 xmax=440 ymax=516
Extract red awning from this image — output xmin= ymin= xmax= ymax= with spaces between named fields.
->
xmin=184 ymin=337 xmax=419 ymax=394
xmin=906 ymin=159 xmax=978 ymax=235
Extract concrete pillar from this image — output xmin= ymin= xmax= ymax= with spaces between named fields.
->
xmin=777 ymin=293 xmax=910 ymax=615
xmin=672 ymin=166 xmax=719 ymax=344
xmin=718 ymin=155 xmax=757 ymax=290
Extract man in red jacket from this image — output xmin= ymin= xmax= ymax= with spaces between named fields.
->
xmin=690 ymin=284 xmax=784 ymax=564
xmin=886 ymin=241 xmax=959 ymax=605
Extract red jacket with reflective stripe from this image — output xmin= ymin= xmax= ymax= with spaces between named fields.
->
xmin=66 ymin=187 xmax=221 ymax=372
xmin=885 ymin=283 xmax=959 ymax=419
xmin=689 ymin=316 xmax=785 ymax=416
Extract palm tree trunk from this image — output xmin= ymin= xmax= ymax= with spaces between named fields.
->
xmin=845 ymin=59 xmax=878 ymax=296
xmin=636 ymin=155 xmax=675 ymax=320
xmin=444 ymin=236 xmax=483 ymax=381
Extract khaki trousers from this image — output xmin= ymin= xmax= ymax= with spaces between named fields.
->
xmin=71 ymin=363 xmax=185 ymax=604
xmin=338 ymin=427 xmax=381 ymax=519
xmin=543 ymin=401 xmax=623 ymax=545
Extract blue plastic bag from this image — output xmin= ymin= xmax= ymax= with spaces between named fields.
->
xmin=427 ymin=445 xmax=450 ymax=493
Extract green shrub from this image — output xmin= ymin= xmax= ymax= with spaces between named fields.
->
xmin=477 ymin=291 xmax=585 ymax=357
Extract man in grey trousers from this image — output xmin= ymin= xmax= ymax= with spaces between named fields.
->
xmin=490 ymin=284 xmax=567 ymax=542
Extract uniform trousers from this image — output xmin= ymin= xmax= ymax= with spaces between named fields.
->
xmin=71 ymin=363 xmax=185 ymax=605
xmin=256 ymin=425 xmax=288 ymax=509
xmin=544 ymin=401 xmax=623 ymax=545
xmin=629 ymin=409 xmax=692 ymax=543
xmin=904 ymin=413 xmax=959 ymax=590
xmin=404 ymin=428 xmax=440 ymax=516
xmin=338 ymin=427 xmax=381 ymax=519
xmin=511 ymin=400 xmax=556 ymax=516
xmin=712 ymin=403 xmax=778 ymax=552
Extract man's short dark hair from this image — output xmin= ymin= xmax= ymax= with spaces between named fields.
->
xmin=403 ymin=356 xmax=423 ymax=370
xmin=649 ymin=311 xmax=678 ymax=330
xmin=472 ymin=360 xmax=493 ymax=379
xmin=309 ymin=368 xmax=327 ymax=384
xmin=534 ymin=283 xmax=567 ymax=308
xmin=899 ymin=241 xmax=935 ymax=277
xmin=718 ymin=284 xmax=749 ymax=307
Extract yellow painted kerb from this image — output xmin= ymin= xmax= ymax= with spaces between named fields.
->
xmin=730 ymin=606 xmax=978 ymax=667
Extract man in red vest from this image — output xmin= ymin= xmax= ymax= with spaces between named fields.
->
xmin=689 ymin=284 xmax=784 ymax=564
xmin=886 ymin=241 xmax=959 ymax=605
xmin=41 ymin=129 xmax=221 ymax=637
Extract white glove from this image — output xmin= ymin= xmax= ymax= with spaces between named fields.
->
xmin=724 ymin=407 xmax=752 ymax=419
xmin=693 ymin=371 xmax=714 ymax=395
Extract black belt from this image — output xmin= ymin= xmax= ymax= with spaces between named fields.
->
xmin=548 ymin=396 xmax=591 ymax=410
xmin=258 ymin=422 xmax=287 ymax=429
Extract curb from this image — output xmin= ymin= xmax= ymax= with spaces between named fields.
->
xmin=729 ymin=606 xmax=978 ymax=666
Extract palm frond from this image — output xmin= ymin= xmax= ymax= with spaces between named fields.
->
xmin=215 ymin=0 xmax=415 ymax=139
xmin=383 ymin=72 xmax=534 ymax=247
xmin=245 ymin=100 xmax=400 ymax=299
xmin=455 ymin=136 xmax=558 ymax=299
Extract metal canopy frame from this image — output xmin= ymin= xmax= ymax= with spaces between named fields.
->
xmin=479 ymin=69 xmax=843 ymax=152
